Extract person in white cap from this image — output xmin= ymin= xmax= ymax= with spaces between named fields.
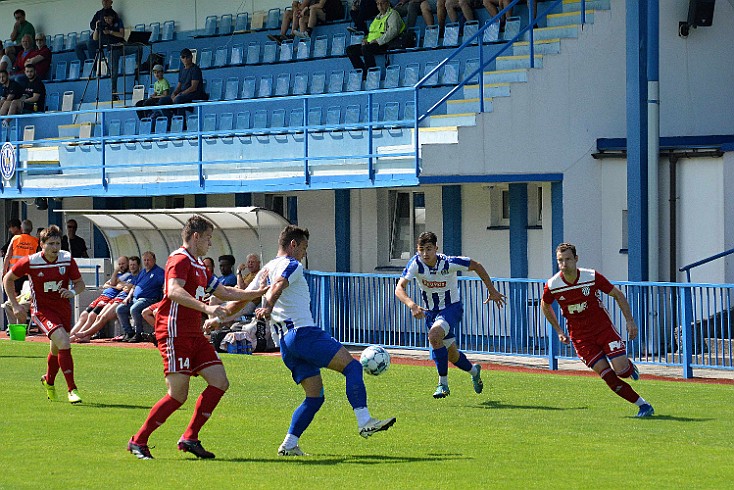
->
xmin=134 ymin=63 xmax=170 ymax=120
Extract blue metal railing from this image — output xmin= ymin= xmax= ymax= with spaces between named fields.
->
xmin=679 ymin=247 xmax=734 ymax=282
xmin=305 ymin=271 xmax=734 ymax=378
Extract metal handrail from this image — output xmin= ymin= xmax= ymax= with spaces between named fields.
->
xmin=679 ymin=247 xmax=734 ymax=282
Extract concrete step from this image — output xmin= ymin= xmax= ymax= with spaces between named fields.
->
xmin=416 ymin=126 xmax=458 ymax=145
xmin=512 ymin=39 xmax=562 ymax=56
xmin=462 ymin=83 xmax=511 ymax=99
xmin=447 ymin=97 xmax=494 ymax=114
xmin=482 ymin=69 xmax=528 ymax=84
xmin=427 ymin=112 xmax=477 ymax=127
xmin=562 ymin=0 xmax=610 ymax=13
xmin=522 ymin=24 xmax=579 ymax=42
xmin=546 ymin=10 xmax=595 ymax=27
xmin=496 ymin=54 xmax=543 ymax=70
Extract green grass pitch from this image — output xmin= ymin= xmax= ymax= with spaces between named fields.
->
xmin=1 ymin=341 xmax=732 ymax=489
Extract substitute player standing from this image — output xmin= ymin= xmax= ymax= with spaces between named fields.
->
xmin=395 ymin=231 xmax=506 ymax=399
xmin=540 ymin=243 xmax=654 ymax=417
xmin=127 ymin=215 xmax=269 ymax=460
xmin=250 ymin=225 xmax=396 ymax=456
xmin=2 ymin=225 xmax=86 ymax=404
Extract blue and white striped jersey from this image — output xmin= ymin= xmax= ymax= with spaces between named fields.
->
xmin=401 ymin=253 xmax=471 ymax=311
xmin=249 ymin=255 xmax=315 ymax=328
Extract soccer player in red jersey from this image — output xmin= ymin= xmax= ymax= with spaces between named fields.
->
xmin=127 ymin=215 xmax=269 ymax=460
xmin=540 ymin=243 xmax=654 ymax=418
xmin=2 ymin=225 xmax=86 ymax=404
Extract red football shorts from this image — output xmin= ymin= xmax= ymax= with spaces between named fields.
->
xmin=86 ymin=295 xmax=112 ymax=312
xmin=157 ymin=335 xmax=222 ymax=376
xmin=571 ymin=326 xmax=626 ymax=368
xmin=32 ymin=310 xmax=72 ymax=337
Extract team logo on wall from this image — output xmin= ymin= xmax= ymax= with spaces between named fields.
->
xmin=0 ymin=142 xmax=16 ymax=181
xmin=582 ymin=286 xmax=590 ymax=296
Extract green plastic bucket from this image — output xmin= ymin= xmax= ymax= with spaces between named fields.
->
xmin=8 ymin=324 xmax=27 ymax=341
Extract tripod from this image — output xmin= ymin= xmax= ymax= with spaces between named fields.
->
xmin=74 ymin=28 xmax=111 ymax=125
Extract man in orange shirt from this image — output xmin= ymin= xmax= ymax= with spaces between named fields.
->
xmin=3 ymin=219 xmax=39 ymax=291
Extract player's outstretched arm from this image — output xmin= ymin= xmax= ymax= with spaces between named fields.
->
xmin=395 ymin=277 xmax=426 ymax=319
xmin=167 ymin=277 xmax=227 ymax=319
xmin=468 ymin=260 xmax=507 ymax=308
xmin=540 ymin=300 xmax=569 ymax=344
xmin=255 ymin=275 xmax=289 ymax=320
xmin=609 ymin=287 xmax=638 ymax=340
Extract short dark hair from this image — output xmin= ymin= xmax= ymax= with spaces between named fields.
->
xmin=556 ymin=242 xmax=577 ymax=257
xmin=182 ymin=214 xmax=214 ymax=241
xmin=417 ymin=231 xmax=438 ymax=247
xmin=66 ymin=219 xmax=78 ymax=227
xmin=0 ymin=70 xmax=8 ymax=76
xmin=279 ymin=225 xmax=309 ymax=249
xmin=128 ymin=255 xmax=141 ymax=265
xmin=14 ymin=9 xmax=25 ymax=17
xmin=218 ymin=254 xmax=235 ymax=266
xmin=102 ymin=8 xmax=115 ymax=18
xmin=180 ymin=48 xmax=193 ymax=59
xmin=40 ymin=225 xmax=62 ymax=244
xmin=7 ymin=218 xmax=21 ymax=229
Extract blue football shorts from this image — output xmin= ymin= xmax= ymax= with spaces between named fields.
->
xmin=280 ymin=326 xmax=343 ymax=384
xmin=425 ymin=302 xmax=463 ymax=347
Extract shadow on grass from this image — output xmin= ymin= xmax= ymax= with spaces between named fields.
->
xmin=75 ymin=402 xmax=154 ymax=410
xmin=628 ymin=414 xmax=713 ymax=422
xmin=212 ymin=453 xmax=470 ymax=465
xmin=478 ymin=400 xmax=587 ymax=411
xmin=0 ymin=354 xmax=45 ymax=359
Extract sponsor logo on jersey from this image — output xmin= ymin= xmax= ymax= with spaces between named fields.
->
xmin=43 ymin=280 xmax=63 ymax=293
xmin=567 ymin=301 xmax=587 ymax=314
xmin=59 ymin=266 xmax=66 ymax=275
xmin=582 ymin=286 xmax=590 ymax=296
xmin=422 ymin=279 xmax=447 ymax=288
xmin=608 ymin=340 xmax=624 ymax=351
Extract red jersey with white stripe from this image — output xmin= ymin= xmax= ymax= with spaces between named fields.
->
xmin=11 ymin=250 xmax=81 ymax=322
xmin=155 ymin=247 xmax=219 ymax=339
xmin=542 ymin=268 xmax=616 ymax=340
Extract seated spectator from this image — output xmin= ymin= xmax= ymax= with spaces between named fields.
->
xmin=61 ymin=219 xmax=89 ymax=258
xmin=25 ymin=33 xmax=51 ymax=80
xmin=347 ymin=0 xmax=406 ymax=76
xmin=297 ymin=0 xmax=345 ymax=37
xmin=2 ymin=272 xmax=31 ymax=325
xmin=348 ymin=0 xmax=378 ymax=35
xmin=10 ymin=34 xmax=33 ymax=80
xmin=116 ymin=251 xmax=164 ymax=343
xmin=0 ymin=69 xmax=23 ymax=119
xmin=76 ymin=0 xmax=120 ymax=63
xmin=134 ymin=64 xmax=170 ymax=120
xmin=218 ymin=254 xmax=237 ymax=287
xmin=158 ymin=48 xmax=206 ymax=118
xmin=237 ymin=253 xmax=261 ymax=289
xmin=440 ymin=0 xmax=506 ymax=32
xmin=268 ymin=0 xmax=311 ymax=43
xmin=393 ymin=0 xmax=432 ymax=28
xmin=9 ymin=9 xmax=35 ymax=48
xmin=0 ymin=41 xmax=13 ymax=72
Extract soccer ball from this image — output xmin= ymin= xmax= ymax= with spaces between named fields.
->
xmin=360 ymin=345 xmax=390 ymax=376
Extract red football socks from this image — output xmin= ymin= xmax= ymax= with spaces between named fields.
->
xmin=600 ymin=367 xmax=639 ymax=403
xmin=182 ymin=385 xmax=226 ymax=441
xmin=134 ymin=395 xmax=183 ymax=445
xmin=57 ymin=349 xmax=76 ymax=391
xmin=45 ymin=353 xmax=60 ymax=385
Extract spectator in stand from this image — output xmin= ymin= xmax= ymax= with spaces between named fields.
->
xmin=347 ymin=0 xmax=405 ymax=76
xmin=347 ymin=0 xmax=378 ymax=35
xmin=117 ymin=251 xmax=164 ymax=343
xmin=5 ymin=63 xmax=45 ymax=114
xmin=296 ymin=0 xmax=345 ymax=38
xmin=1 ymin=218 xmax=21 ymax=258
xmin=396 ymin=0 xmax=437 ymax=29
xmin=158 ymin=48 xmax=206 ymax=118
xmin=134 ymin=64 xmax=170 ymax=120
xmin=91 ymin=9 xmax=132 ymax=101
xmin=26 ymin=33 xmax=52 ymax=81
xmin=440 ymin=0 xmax=506 ymax=33
xmin=0 ymin=41 xmax=13 ymax=72
xmin=268 ymin=0 xmax=311 ymax=43
xmin=237 ymin=253 xmax=261 ymax=289
xmin=0 ymin=69 xmax=23 ymax=119
xmin=76 ymin=0 xmax=120 ymax=63
xmin=10 ymin=34 xmax=34 ymax=80
xmin=61 ymin=219 xmax=89 ymax=258
xmin=9 ymin=9 xmax=35 ymax=47
xmin=202 ymin=257 xmax=215 ymax=277
xmin=3 ymin=279 xmax=31 ymax=326
xmin=217 ymin=255 xmax=237 ymax=287
xmin=3 ymin=219 xmax=39 ymax=293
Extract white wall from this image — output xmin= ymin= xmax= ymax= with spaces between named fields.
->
xmin=295 ymin=190 xmax=335 ymax=272
xmin=0 ymin=0 xmax=284 ymax=38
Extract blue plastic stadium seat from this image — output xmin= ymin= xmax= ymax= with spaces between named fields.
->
xmin=202 ymin=114 xmax=217 ymax=133
xmin=234 ymin=12 xmax=250 ymax=32
xmin=54 ymin=61 xmax=68 ymax=81
xmin=170 ymin=115 xmax=184 ymax=133
xmin=80 ymin=30 xmax=90 ymax=43
xmin=219 ymin=14 xmax=233 ymax=35
xmin=327 ymin=70 xmax=344 ymax=93
xmin=423 ymin=25 xmax=439 ymax=49
xmin=308 ymin=108 xmax=322 ymax=127
xmin=65 ymin=32 xmax=77 ymax=51
xmin=403 ymin=63 xmax=420 ymax=86
xmin=46 ymin=92 xmax=60 ymax=112
xmin=330 ymin=33 xmax=346 ymax=57
xmin=325 ymin=106 xmax=341 ymax=128
xmin=236 ymin=111 xmax=251 ymax=130
xmin=208 ymin=78 xmax=223 ymax=101
xmin=257 ymin=75 xmax=274 ymax=98
xmin=423 ymin=62 xmax=439 ymax=86
xmin=139 ymin=118 xmax=153 ymax=135
xmin=289 ymin=108 xmax=304 ymax=128
xmin=241 ymin=76 xmax=256 ymax=99
xmin=266 ymin=8 xmax=281 ymax=29
xmin=346 ymin=69 xmax=362 ymax=92
xmin=403 ymin=101 xmax=415 ymax=121
xmin=220 ymin=113 xmax=234 ymax=132
xmin=442 ymin=60 xmax=460 ymax=85
xmin=167 ymin=52 xmax=181 ymax=72
xmin=310 ymin=72 xmax=326 ymax=94
xmin=463 ymin=20 xmax=480 ymax=45
xmin=230 ymin=44 xmax=244 ymax=65
xmin=107 ymin=119 xmax=121 ymax=137
xmin=262 ymin=41 xmax=277 ymax=63
xmin=312 ymin=35 xmax=328 ymax=58
xmin=271 ymin=109 xmax=286 ymax=129
xmin=203 ymin=15 xmax=217 ymax=36
xmin=198 ymin=49 xmax=213 ymax=69
xmin=253 ymin=110 xmax=268 ymax=129
xmin=345 ymin=105 xmax=361 ymax=125
xmin=134 ymin=23 xmax=145 ymax=32
xmin=123 ymin=54 xmax=137 ymax=76
xmin=187 ymin=114 xmax=199 ymax=132
xmin=275 ymin=73 xmax=290 ymax=96
xmin=365 ymin=67 xmax=381 ymax=91
xmin=154 ymin=116 xmax=169 ymax=134
xmin=349 ymin=32 xmax=364 ymax=46
xmin=224 ymin=77 xmax=239 ymax=100
xmin=296 ymin=38 xmax=310 ymax=60
xmin=464 ymin=58 xmax=479 ymax=84
xmin=246 ymin=42 xmax=261 ymax=65
xmin=383 ymin=102 xmax=399 ymax=123
xmin=52 ymin=34 xmax=64 ymax=53
xmin=293 ymin=72 xmax=308 ymax=95
xmin=149 ymin=22 xmax=161 ymax=42
xmin=384 ymin=65 xmax=400 ymax=89
xmin=279 ymin=40 xmax=293 ymax=62
xmin=214 ymin=47 xmax=228 ymax=67
xmin=67 ymin=60 xmax=81 ymax=81
xmin=161 ymin=20 xmax=175 ymax=41
xmin=483 ymin=19 xmax=501 ymax=43
xmin=443 ymin=22 xmax=460 ymax=47
xmin=81 ymin=59 xmax=95 ymax=79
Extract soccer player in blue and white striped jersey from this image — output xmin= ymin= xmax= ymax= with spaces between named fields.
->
xmin=395 ymin=231 xmax=506 ymax=399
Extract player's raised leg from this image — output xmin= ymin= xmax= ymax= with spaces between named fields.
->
xmin=610 ymin=353 xmax=640 ymax=381
xmin=591 ymin=358 xmax=653 ymax=417
xmin=447 ymin=343 xmax=484 ymax=394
